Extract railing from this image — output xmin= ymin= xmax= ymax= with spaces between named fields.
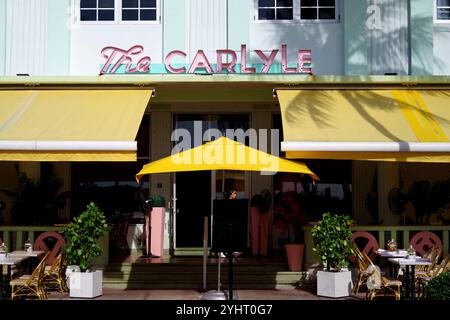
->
xmin=304 ymin=225 xmax=450 ymax=267
xmin=0 ymin=226 xmax=109 ymax=267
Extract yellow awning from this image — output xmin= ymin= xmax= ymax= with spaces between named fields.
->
xmin=136 ymin=136 xmax=318 ymax=182
xmin=277 ymin=89 xmax=450 ymax=163
xmin=0 ymin=89 xmax=152 ymax=161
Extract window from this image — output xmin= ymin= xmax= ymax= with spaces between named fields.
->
xmin=122 ymin=0 xmax=157 ymax=21
xmin=80 ymin=0 xmax=115 ymax=21
xmin=300 ymin=0 xmax=336 ymax=20
xmin=436 ymin=0 xmax=450 ymax=21
xmin=258 ymin=0 xmax=294 ymax=21
xmin=79 ymin=0 xmax=159 ymax=23
xmin=254 ymin=0 xmax=339 ymax=22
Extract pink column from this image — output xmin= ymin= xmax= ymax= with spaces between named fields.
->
xmin=151 ymin=207 xmax=165 ymax=257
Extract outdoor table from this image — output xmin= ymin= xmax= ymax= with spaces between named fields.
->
xmin=376 ymin=249 xmax=408 ymax=276
xmin=0 ymin=255 xmax=27 ymax=300
xmin=9 ymin=251 xmax=45 ymax=274
xmin=388 ymin=257 xmax=432 ymax=300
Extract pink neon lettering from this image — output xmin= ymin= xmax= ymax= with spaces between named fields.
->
xmin=216 ymin=50 xmax=237 ymax=73
xmin=100 ymin=45 xmax=145 ymax=74
xmin=188 ymin=50 xmax=214 ymax=74
xmin=255 ymin=50 xmax=279 ymax=73
xmin=240 ymin=44 xmax=256 ymax=74
xmin=165 ymin=50 xmax=187 ymax=73
xmin=298 ymin=49 xmax=312 ymax=74
xmin=281 ymin=44 xmax=296 ymax=74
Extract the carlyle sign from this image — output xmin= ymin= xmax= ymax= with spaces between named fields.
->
xmin=99 ymin=44 xmax=312 ymax=75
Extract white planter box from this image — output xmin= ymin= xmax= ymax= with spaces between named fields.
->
xmin=69 ymin=270 xmax=103 ymax=298
xmin=317 ymin=270 xmax=353 ymax=298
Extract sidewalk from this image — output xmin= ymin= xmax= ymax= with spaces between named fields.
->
xmin=46 ymin=288 xmax=361 ymax=300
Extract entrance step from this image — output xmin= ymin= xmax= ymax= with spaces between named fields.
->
xmin=102 ymin=259 xmax=311 ymax=290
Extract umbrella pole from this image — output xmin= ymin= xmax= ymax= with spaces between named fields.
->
xmin=222 ymin=170 xmax=225 ymax=197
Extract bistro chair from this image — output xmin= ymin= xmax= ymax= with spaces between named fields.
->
xmin=352 ymin=246 xmax=371 ymax=295
xmin=43 ymin=251 xmax=69 ymax=292
xmin=10 ymin=251 xmax=50 ymax=300
xmin=364 ymin=252 xmax=402 ymax=300
xmin=417 ymin=254 xmax=450 ymax=299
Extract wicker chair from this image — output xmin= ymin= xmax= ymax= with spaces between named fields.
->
xmin=365 ymin=252 xmax=402 ymax=300
xmin=10 ymin=251 xmax=50 ymax=300
xmin=43 ymin=252 xmax=69 ymax=292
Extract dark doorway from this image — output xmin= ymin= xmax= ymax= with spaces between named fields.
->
xmin=175 ymin=171 xmax=211 ymax=247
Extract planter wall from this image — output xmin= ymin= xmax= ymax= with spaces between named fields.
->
xmin=69 ymin=270 xmax=103 ymax=298
xmin=317 ymin=270 xmax=353 ymax=298
xmin=151 ymin=207 xmax=165 ymax=257
xmin=285 ymin=244 xmax=305 ymax=271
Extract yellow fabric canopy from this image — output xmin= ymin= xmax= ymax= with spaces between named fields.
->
xmin=136 ymin=136 xmax=318 ymax=181
xmin=0 ymin=89 xmax=152 ymax=161
xmin=277 ymin=89 xmax=450 ymax=163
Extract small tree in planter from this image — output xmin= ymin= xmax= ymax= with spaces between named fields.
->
xmin=61 ymin=202 xmax=108 ymax=298
xmin=312 ymin=212 xmax=355 ymax=298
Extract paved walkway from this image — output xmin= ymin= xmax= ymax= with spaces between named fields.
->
xmin=47 ymin=288 xmax=361 ymax=300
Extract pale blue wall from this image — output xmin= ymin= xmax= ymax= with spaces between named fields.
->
xmin=228 ymin=0 xmax=250 ymax=50
xmin=343 ymin=0 xmax=369 ymax=75
xmin=410 ymin=0 xmax=433 ymax=75
xmin=163 ymin=0 xmax=186 ymax=54
xmin=47 ymin=0 xmax=70 ymax=75
xmin=0 ymin=0 xmax=6 ymax=75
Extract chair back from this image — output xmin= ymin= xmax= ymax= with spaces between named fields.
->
xmin=34 ymin=231 xmax=66 ymax=265
xmin=351 ymin=231 xmax=379 ymax=263
xmin=26 ymin=251 xmax=50 ymax=286
xmin=409 ymin=231 xmax=442 ymax=257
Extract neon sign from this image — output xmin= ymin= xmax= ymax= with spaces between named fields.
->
xmin=100 ymin=44 xmax=312 ymax=75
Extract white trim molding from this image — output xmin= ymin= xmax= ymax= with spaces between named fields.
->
xmin=0 ymin=141 xmax=137 ymax=151
xmin=281 ymin=141 xmax=450 ymax=153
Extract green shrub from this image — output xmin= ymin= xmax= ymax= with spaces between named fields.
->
xmin=425 ymin=272 xmax=450 ymax=300
xmin=61 ymin=202 xmax=108 ymax=272
xmin=150 ymin=195 xmax=166 ymax=207
xmin=311 ymin=212 xmax=355 ymax=272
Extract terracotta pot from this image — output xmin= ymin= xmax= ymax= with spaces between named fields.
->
xmin=285 ymin=244 xmax=305 ymax=271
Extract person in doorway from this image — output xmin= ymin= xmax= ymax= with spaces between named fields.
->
xmin=224 ymin=189 xmax=237 ymax=200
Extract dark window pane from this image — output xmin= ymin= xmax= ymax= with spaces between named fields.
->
xmin=319 ymin=8 xmax=335 ymax=19
xmin=98 ymin=9 xmax=114 ymax=20
xmin=301 ymin=8 xmax=317 ymax=19
xmin=81 ymin=0 xmax=96 ymax=8
xmin=437 ymin=8 xmax=450 ymax=19
xmin=437 ymin=0 xmax=450 ymax=7
xmin=259 ymin=8 xmax=275 ymax=20
xmin=141 ymin=0 xmax=156 ymax=8
xmin=319 ymin=0 xmax=335 ymax=6
xmin=276 ymin=0 xmax=293 ymax=7
xmin=99 ymin=0 xmax=114 ymax=8
xmin=140 ymin=9 xmax=156 ymax=20
xmin=122 ymin=9 xmax=139 ymax=20
xmin=277 ymin=8 xmax=293 ymax=19
xmin=123 ymin=0 xmax=138 ymax=8
xmin=80 ymin=9 xmax=96 ymax=21
xmin=259 ymin=0 xmax=275 ymax=7
xmin=301 ymin=0 xmax=317 ymax=7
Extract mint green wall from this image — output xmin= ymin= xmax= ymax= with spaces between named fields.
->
xmin=163 ymin=0 xmax=186 ymax=54
xmin=228 ymin=0 xmax=250 ymax=50
xmin=410 ymin=0 xmax=433 ymax=75
xmin=47 ymin=0 xmax=70 ymax=75
xmin=0 ymin=0 xmax=6 ymax=75
xmin=343 ymin=0 xmax=369 ymax=75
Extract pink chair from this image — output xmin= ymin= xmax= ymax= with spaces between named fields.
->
xmin=350 ymin=231 xmax=379 ymax=263
xmin=34 ymin=231 xmax=66 ymax=265
xmin=410 ymin=231 xmax=442 ymax=257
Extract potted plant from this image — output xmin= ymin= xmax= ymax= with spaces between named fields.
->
xmin=61 ymin=202 xmax=108 ymax=298
xmin=312 ymin=212 xmax=355 ymax=298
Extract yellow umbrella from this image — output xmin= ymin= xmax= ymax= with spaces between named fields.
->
xmin=136 ymin=136 xmax=318 ymax=181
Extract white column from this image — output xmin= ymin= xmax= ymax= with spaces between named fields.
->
xmin=377 ymin=162 xmax=400 ymax=226
xmin=53 ymin=162 xmax=71 ymax=222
